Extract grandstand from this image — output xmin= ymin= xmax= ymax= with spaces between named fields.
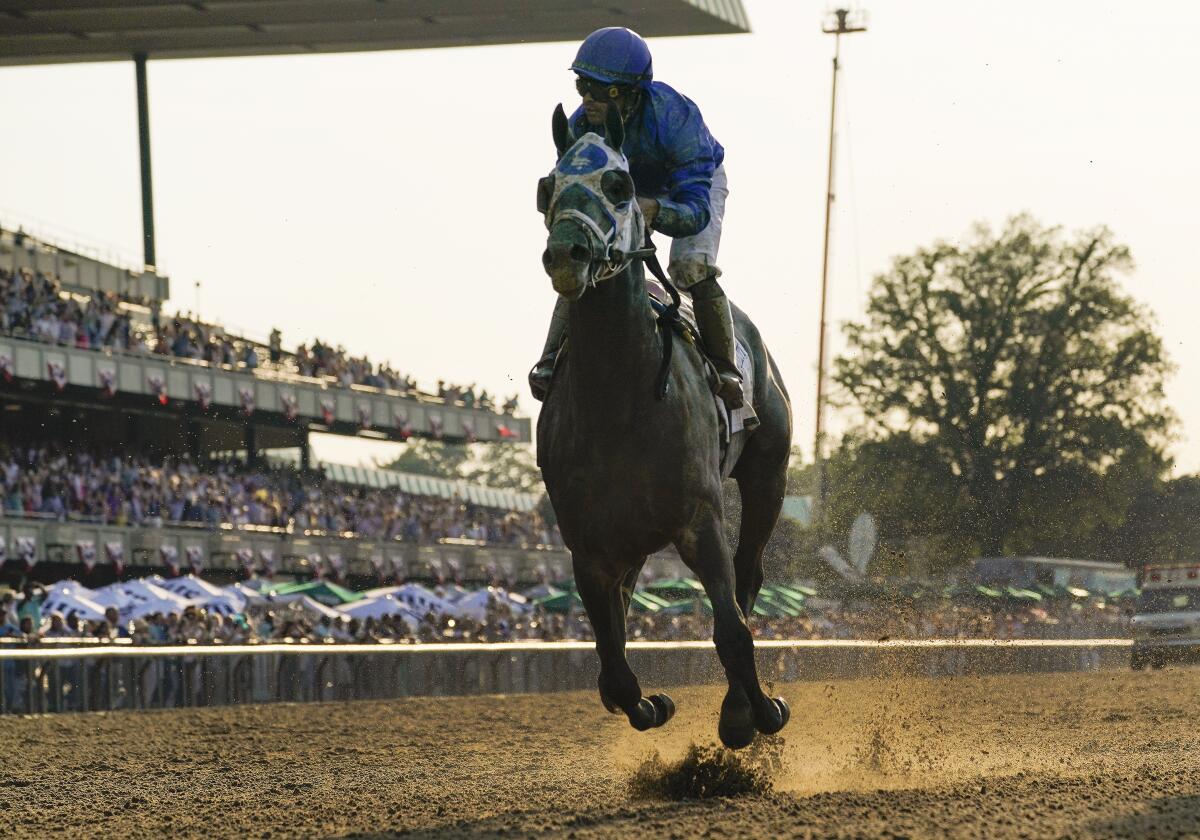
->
xmin=0 ymin=225 xmax=565 ymax=586
xmin=0 ymin=2 xmax=748 ymax=590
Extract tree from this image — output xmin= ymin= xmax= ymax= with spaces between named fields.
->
xmin=380 ymin=439 xmax=543 ymax=493
xmin=463 ymin=443 xmax=542 ymax=493
xmin=380 ymin=438 xmax=470 ymax=479
xmin=833 ymin=215 xmax=1173 ymax=562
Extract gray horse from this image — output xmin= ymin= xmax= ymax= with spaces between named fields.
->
xmin=536 ymin=104 xmax=793 ymax=749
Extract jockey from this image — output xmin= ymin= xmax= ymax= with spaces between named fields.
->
xmin=530 ymin=26 xmax=744 ymax=409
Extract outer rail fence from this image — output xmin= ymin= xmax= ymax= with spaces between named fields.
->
xmin=0 ymin=638 xmax=1133 ymax=716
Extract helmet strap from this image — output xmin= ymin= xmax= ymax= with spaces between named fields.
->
xmin=618 ymin=90 xmax=642 ymax=124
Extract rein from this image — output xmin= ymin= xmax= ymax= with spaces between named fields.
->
xmin=625 ymin=233 xmax=681 ymax=401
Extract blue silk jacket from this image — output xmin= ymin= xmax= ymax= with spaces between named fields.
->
xmin=569 ymin=81 xmax=724 ymax=238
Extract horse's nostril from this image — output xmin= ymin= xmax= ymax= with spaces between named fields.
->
xmin=542 ymin=250 xmax=553 ymax=269
xmin=570 ymin=244 xmax=590 ymax=263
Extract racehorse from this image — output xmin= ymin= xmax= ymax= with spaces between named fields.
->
xmin=536 ymin=103 xmax=793 ymax=749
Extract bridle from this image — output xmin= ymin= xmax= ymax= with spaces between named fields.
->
xmin=543 ymin=136 xmax=654 ymax=288
xmin=542 ymin=136 xmax=683 ymax=400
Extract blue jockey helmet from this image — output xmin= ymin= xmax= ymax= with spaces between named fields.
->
xmin=571 ymin=27 xmax=653 ymax=87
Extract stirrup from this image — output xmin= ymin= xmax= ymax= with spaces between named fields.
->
xmin=529 ymin=359 xmax=555 ymax=402
xmin=716 ymin=371 xmax=744 ymax=410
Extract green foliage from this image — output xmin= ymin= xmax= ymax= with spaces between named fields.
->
xmin=380 ymin=438 xmax=471 ymax=480
xmin=832 ymin=215 xmax=1174 ymax=566
xmin=462 ymin=443 xmax=542 ymax=493
xmin=380 ymin=439 xmax=542 ymax=493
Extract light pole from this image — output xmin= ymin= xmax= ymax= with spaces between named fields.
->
xmin=814 ymin=7 xmax=867 ymax=515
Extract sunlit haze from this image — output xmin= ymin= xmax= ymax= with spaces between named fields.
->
xmin=2 ymin=0 xmax=1197 ymax=472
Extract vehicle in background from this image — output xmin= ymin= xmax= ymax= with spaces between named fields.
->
xmin=1130 ymin=564 xmax=1200 ymax=669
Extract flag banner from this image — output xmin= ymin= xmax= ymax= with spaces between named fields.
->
xmin=0 ymin=352 xmax=13 ymax=383
xmin=280 ymin=391 xmax=299 ymax=421
xmin=462 ymin=420 xmax=477 ymax=443
xmin=390 ymin=554 xmax=406 ymax=584
xmin=236 ymin=547 xmax=255 ymax=574
xmin=320 ymin=397 xmax=335 ymax=425
xmin=259 ymin=548 xmax=276 ymax=577
xmin=431 ymin=559 xmax=446 ymax=585
xmin=394 ymin=409 xmax=413 ymax=440
xmin=496 ymin=423 xmax=519 ymax=440
xmin=160 ymin=544 xmax=180 ymax=576
xmin=194 ymin=381 xmax=212 ymax=410
xmin=76 ymin=539 xmax=97 ymax=571
xmin=16 ymin=536 xmax=36 ymax=569
xmin=447 ymin=558 xmax=463 ymax=584
xmin=357 ymin=402 xmax=372 ymax=430
xmin=308 ymin=551 xmax=324 ymax=578
xmin=48 ymin=360 xmax=67 ymax=392
xmin=148 ymin=371 xmax=168 ymax=405
xmin=97 ymin=366 xmax=117 ymax=398
xmin=105 ymin=541 xmax=125 ymax=575
xmin=429 ymin=413 xmax=444 ymax=440
xmin=185 ymin=545 xmax=204 ymax=575
xmin=238 ymin=385 xmax=255 ymax=417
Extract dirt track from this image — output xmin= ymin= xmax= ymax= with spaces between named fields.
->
xmin=3 ymin=667 xmax=1200 ymax=838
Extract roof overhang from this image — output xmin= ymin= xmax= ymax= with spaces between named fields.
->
xmin=0 ymin=1 xmax=750 ymax=66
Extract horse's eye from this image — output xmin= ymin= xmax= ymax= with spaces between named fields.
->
xmin=536 ymin=175 xmax=555 ymax=214
xmin=601 ymin=169 xmax=634 ymax=206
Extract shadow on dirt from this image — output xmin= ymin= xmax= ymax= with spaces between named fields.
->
xmin=1083 ymin=793 xmax=1200 ymax=838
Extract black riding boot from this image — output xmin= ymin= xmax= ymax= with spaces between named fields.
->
xmin=690 ymin=278 xmax=744 ymax=410
xmin=528 ymin=297 xmax=570 ymax=402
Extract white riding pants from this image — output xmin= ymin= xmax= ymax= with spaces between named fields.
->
xmin=667 ymin=163 xmax=728 ymax=290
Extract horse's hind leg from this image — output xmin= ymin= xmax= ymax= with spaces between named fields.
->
xmin=677 ymin=518 xmax=788 ymax=749
xmin=730 ymin=436 xmax=789 ymax=616
xmin=573 ymin=555 xmax=675 ymax=732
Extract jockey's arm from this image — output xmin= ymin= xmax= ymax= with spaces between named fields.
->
xmin=647 ymin=105 xmax=720 ymax=239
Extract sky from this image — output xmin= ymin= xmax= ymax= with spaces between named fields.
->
xmin=2 ymin=0 xmax=1198 ymax=473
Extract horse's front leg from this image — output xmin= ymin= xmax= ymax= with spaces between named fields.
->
xmin=676 ymin=516 xmax=790 ymax=749
xmin=573 ymin=554 xmax=675 ymax=731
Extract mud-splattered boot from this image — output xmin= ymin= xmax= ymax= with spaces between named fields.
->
xmin=528 ymin=297 xmax=569 ymax=402
xmin=691 ymin=280 xmax=744 ymax=410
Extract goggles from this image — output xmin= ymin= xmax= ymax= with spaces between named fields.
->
xmin=575 ymin=77 xmax=631 ymax=102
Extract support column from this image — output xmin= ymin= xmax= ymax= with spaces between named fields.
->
xmin=300 ymin=431 xmax=311 ymax=472
xmin=185 ymin=417 xmax=202 ymax=461
xmin=245 ymin=424 xmax=258 ymax=467
xmin=134 ymin=53 xmax=156 ymax=272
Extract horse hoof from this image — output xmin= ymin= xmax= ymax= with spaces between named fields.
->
xmin=648 ymin=693 xmax=676 ymax=726
xmin=630 ymin=697 xmax=658 ymax=731
xmin=759 ymin=696 xmax=790 ymax=736
xmin=718 ymin=720 xmax=756 ymax=750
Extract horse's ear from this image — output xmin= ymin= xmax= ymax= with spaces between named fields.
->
xmin=552 ymin=104 xmax=570 ymax=159
xmin=604 ymin=103 xmax=624 ymax=152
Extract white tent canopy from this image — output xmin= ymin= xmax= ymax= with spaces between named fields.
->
xmin=278 ymin=595 xmax=342 ymax=623
xmin=158 ymin=574 xmax=226 ymax=601
xmin=367 ymin=583 xmax=456 ymax=617
xmin=90 ymin=579 xmax=184 ymax=612
xmin=40 ymin=584 xmax=107 ymax=622
xmin=339 ymin=595 xmax=423 ymax=625
xmin=124 ymin=596 xmax=201 ymax=620
xmin=450 ymin=588 xmax=529 ymax=621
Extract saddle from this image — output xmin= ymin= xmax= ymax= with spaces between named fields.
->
xmin=645 ymin=277 xmax=760 ymax=476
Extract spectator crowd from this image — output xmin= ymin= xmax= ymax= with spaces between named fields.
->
xmin=1 ymin=443 xmax=560 ymax=547
xmin=0 ymin=261 xmax=519 ymax=414
xmin=0 ymin=578 xmax=1132 ymax=649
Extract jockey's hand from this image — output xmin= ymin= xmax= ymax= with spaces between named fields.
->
xmin=637 ymin=197 xmax=660 ymax=228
